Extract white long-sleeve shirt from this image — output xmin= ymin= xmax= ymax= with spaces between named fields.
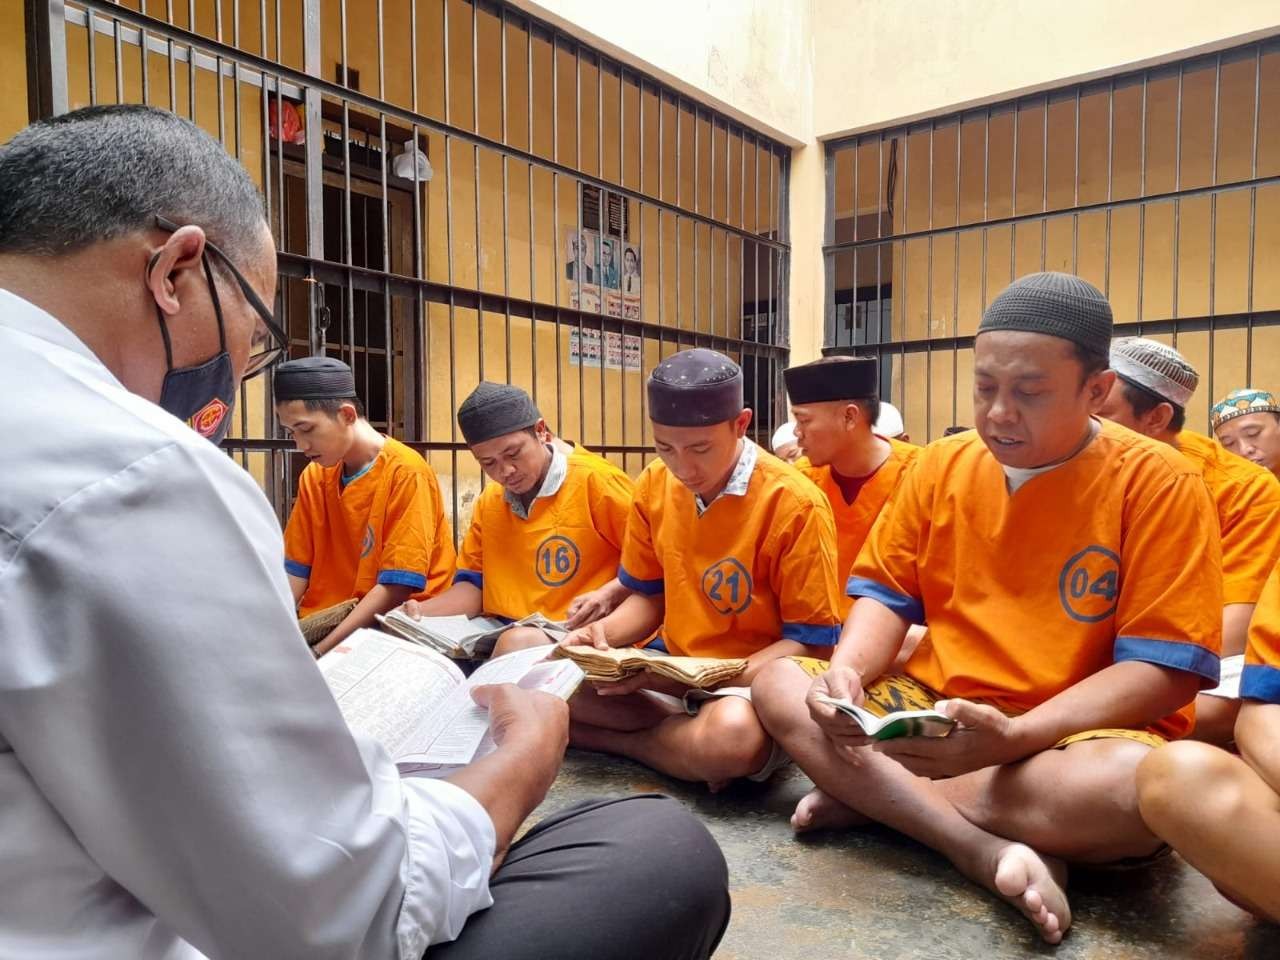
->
xmin=0 ymin=289 xmax=496 ymax=959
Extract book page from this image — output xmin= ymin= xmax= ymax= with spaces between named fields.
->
xmin=378 ymin=611 xmax=470 ymax=642
xmin=422 ymin=615 xmax=508 ymax=643
xmin=398 ymin=645 xmax=584 ymax=767
xmin=378 ymin=612 xmax=520 ymax=657
xmin=815 ymin=695 xmax=955 ymax=739
xmin=319 ymin=630 xmax=464 ymax=759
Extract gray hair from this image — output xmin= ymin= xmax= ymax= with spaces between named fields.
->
xmin=0 ymin=104 xmax=266 ymax=262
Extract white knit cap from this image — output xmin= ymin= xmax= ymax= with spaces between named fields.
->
xmin=875 ymin=402 xmax=904 ymax=438
xmin=1110 ymin=337 xmax=1199 ymax=409
xmin=771 ymin=421 xmax=797 ymax=451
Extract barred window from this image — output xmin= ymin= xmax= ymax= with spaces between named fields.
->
xmin=825 ymin=39 xmax=1280 ymax=441
xmin=45 ymin=0 xmax=789 ymax=533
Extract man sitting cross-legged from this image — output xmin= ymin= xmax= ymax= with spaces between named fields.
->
xmin=752 ymin=272 xmax=1223 ymax=944
xmin=401 ymin=382 xmax=635 ymax=644
xmin=563 ymin=348 xmax=845 ymax=791
xmin=277 ymin=357 xmax=457 ymax=656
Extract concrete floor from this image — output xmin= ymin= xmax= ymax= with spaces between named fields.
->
xmin=534 ymin=750 xmax=1279 ymax=960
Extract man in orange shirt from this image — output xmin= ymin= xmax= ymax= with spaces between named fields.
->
xmin=785 ymin=356 xmax=919 ymax=618
xmin=1099 ymin=337 xmax=1280 ymax=743
xmin=1211 ymin=388 xmax=1280 ymax=478
xmin=564 ymin=348 xmax=844 ymax=790
xmin=401 ymin=382 xmax=634 ymax=642
xmin=1137 ymin=556 xmax=1280 ymax=922
xmin=277 ymin=357 xmax=455 ymax=655
xmin=753 ymin=273 xmax=1222 ymax=944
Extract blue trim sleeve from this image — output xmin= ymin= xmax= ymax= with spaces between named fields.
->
xmin=1240 ymin=663 xmax=1280 ymax=704
xmin=453 ymin=569 xmax=483 ymax=589
xmin=782 ymin=622 xmax=840 ymax=647
xmin=846 ymin=576 xmax=925 ymax=625
xmin=378 ymin=569 xmax=428 ymax=591
xmin=1113 ymin=635 xmax=1221 ymax=686
xmin=284 ymin=559 xmax=312 ymax=579
xmin=646 ymin=636 xmax=669 ymax=653
xmin=619 ymin=565 xmax=664 ymax=596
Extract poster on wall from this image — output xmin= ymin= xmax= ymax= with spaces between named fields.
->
xmin=569 ymin=330 xmax=642 ymax=372
xmin=600 ymin=236 xmax=623 ymax=318
xmin=604 ymin=330 xmax=624 ymax=368
xmin=568 ymin=328 xmax=602 ymax=368
xmin=567 ymin=184 xmax=639 ymax=318
xmin=565 ymin=228 xmax=601 ymax=313
xmin=622 ymin=333 xmax=642 ymax=371
xmin=621 ymin=244 xmax=641 ymax=320
xmin=581 ymin=184 xmax=629 ymax=240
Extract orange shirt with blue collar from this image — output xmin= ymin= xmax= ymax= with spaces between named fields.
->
xmin=848 ymin=420 xmax=1223 ymax=739
xmin=795 ymin=436 xmax=920 ymax=617
xmin=283 ymin=436 xmax=456 ymax=616
xmin=455 ymin=445 xmax=634 ymax=622
xmin=1243 ymin=558 xmax=1280 ymax=703
xmin=619 ymin=441 xmax=844 ymax=659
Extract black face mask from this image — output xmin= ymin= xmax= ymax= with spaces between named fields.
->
xmin=153 ymin=257 xmax=237 ymax=445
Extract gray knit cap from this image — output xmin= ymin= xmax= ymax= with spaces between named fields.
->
xmin=457 ymin=381 xmax=541 ymax=445
xmin=978 ymin=272 xmax=1113 ymax=358
xmin=1110 ymin=337 xmax=1199 ymax=409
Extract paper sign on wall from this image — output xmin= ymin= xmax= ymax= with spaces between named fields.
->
xmin=569 ymin=329 xmax=641 ymax=372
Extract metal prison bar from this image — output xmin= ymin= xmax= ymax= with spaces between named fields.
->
xmin=33 ymin=0 xmax=790 ymax=537
xmin=824 ymin=37 xmax=1280 ymax=444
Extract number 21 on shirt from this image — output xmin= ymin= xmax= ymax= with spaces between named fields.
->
xmin=702 ymin=557 xmax=753 ymax=616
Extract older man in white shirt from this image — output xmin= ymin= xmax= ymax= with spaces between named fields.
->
xmin=0 ymin=104 xmax=728 ymax=960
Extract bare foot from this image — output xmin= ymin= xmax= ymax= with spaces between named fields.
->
xmin=992 ymin=843 xmax=1071 ymax=945
xmin=790 ymin=788 xmax=870 ymax=833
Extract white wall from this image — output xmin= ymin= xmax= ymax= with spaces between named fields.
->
xmin=511 ymin=0 xmax=814 ymax=146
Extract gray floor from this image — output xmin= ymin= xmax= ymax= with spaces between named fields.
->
xmin=534 ymin=750 xmax=1278 ymax=960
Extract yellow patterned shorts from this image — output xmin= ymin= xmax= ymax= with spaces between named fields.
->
xmin=788 ymin=657 xmax=1166 ymax=750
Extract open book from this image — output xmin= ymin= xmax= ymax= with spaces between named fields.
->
xmin=319 ymin=628 xmax=584 ymax=774
xmin=816 ymin=695 xmax=956 ymax=740
xmin=376 ymin=610 xmax=567 ymax=659
xmin=550 ymin=644 xmax=746 ymax=689
xmin=298 ymin=599 xmax=358 ymax=647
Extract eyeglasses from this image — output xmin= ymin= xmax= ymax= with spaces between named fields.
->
xmin=154 ymin=215 xmax=288 ymax=379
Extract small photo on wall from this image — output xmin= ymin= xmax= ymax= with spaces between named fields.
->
xmin=622 ymin=244 xmax=641 ymax=320
xmin=564 ymin=228 xmax=601 ymax=312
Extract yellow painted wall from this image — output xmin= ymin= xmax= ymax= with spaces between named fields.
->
xmin=826 ymin=81 xmax=1280 ymax=436
xmin=1 ymin=0 xmax=28 ymax=142
xmin=26 ymin=0 xmax=773 ymax=526
xmin=31 ymin=2 xmax=1275 ymax=460
xmin=813 ymin=0 xmax=1280 ymax=139
xmin=787 ymin=141 xmax=824 ymax=365
xmin=806 ymin=2 xmax=1280 ymax=441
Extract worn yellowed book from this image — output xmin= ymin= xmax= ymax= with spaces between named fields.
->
xmin=298 ymin=599 xmax=358 ymax=647
xmin=551 ymin=644 xmax=746 ymax=689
